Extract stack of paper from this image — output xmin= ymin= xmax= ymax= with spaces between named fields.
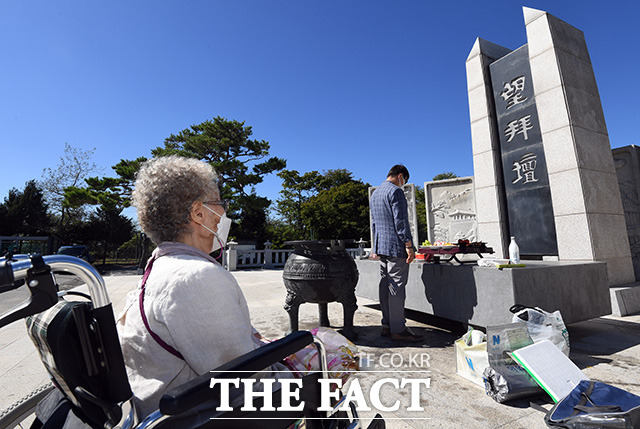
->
xmin=510 ymin=340 xmax=587 ymax=402
xmin=477 ymin=259 xmax=526 ymax=269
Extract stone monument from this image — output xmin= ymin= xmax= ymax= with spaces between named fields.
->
xmin=613 ymin=145 xmax=640 ymax=281
xmin=466 ymin=6 xmax=634 ymax=285
xmin=424 ymin=177 xmax=478 ymax=243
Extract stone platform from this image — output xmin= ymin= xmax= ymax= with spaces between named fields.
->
xmin=5 ymin=270 xmax=640 ymax=428
xmin=611 ymin=281 xmax=640 ymax=316
xmin=355 ymin=259 xmax=611 ymax=327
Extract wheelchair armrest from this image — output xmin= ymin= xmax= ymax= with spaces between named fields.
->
xmin=159 ymin=330 xmax=313 ymax=416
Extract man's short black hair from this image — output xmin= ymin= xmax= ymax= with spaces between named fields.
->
xmin=387 ymin=164 xmax=410 ymax=181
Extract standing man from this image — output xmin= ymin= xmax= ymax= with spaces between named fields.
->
xmin=369 ymin=165 xmax=423 ymax=342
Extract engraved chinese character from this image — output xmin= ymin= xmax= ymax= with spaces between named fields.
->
xmin=500 ymin=76 xmax=527 ymax=109
xmin=505 ymin=115 xmax=533 ymax=142
xmin=512 ymin=152 xmax=539 ymax=185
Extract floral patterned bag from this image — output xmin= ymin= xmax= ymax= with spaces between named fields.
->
xmin=263 ymin=327 xmax=359 ymax=383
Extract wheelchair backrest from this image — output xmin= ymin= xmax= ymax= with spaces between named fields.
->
xmin=27 ymin=299 xmax=133 ymax=427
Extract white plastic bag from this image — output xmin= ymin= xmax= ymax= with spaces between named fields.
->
xmin=510 ymin=305 xmax=570 ymax=356
xmin=454 ymin=329 xmax=489 ymax=387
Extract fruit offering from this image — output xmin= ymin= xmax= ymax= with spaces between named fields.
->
xmin=434 ymin=241 xmax=454 ymax=246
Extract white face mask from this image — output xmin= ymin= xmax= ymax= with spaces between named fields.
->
xmin=202 ymin=204 xmax=232 ymax=252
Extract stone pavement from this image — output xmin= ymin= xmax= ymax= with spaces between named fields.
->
xmin=2 ymin=269 xmax=640 ymax=428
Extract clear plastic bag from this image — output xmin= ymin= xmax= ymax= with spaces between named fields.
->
xmin=484 ymin=323 xmax=542 ymax=403
xmin=510 ymin=305 xmax=570 ymax=356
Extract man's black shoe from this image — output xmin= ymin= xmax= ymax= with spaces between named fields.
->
xmin=381 ymin=326 xmax=390 ymax=337
xmin=391 ymin=328 xmax=423 ymax=343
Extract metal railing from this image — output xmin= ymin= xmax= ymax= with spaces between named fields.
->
xmin=224 ymin=241 xmax=369 ymax=271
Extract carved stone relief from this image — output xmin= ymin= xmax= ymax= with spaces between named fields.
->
xmin=425 ymin=177 xmax=477 ymax=244
xmin=613 ymin=146 xmax=640 ymax=281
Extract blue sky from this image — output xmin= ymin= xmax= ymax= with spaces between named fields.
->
xmin=1 ymin=1 xmax=639 ymax=214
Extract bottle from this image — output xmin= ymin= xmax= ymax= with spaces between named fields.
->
xmin=509 ymin=236 xmax=520 ymax=264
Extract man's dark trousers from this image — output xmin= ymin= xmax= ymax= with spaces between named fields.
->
xmin=378 ymin=255 xmax=409 ymax=334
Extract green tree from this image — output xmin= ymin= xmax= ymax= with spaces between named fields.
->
xmin=65 ymin=117 xmax=284 ymax=248
xmin=301 ymin=180 xmax=371 ymax=240
xmin=432 ymin=171 xmax=458 ymax=181
xmin=63 ymin=157 xmax=147 ymax=264
xmin=232 ymin=191 xmax=271 ymax=246
xmin=316 ymin=169 xmax=355 ymax=190
xmin=0 ymin=199 xmax=9 ymax=235
xmin=0 ymin=181 xmax=51 ymax=236
xmin=265 ymin=217 xmax=295 ymax=248
xmin=64 ymin=157 xmax=147 ymax=212
xmin=152 ymin=116 xmax=286 ymax=245
xmin=415 ymin=185 xmax=427 ymax=244
xmin=274 ymin=170 xmax=322 ymax=240
xmin=152 ymin=116 xmax=285 ymax=200
xmin=274 ymin=169 xmax=366 ymax=242
xmin=82 ymin=207 xmax=135 ymax=265
xmin=39 ymin=143 xmax=100 ymax=242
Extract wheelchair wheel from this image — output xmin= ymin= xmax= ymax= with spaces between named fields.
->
xmin=0 ymin=383 xmax=54 ymax=428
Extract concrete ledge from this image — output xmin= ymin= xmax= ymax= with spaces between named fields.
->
xmin=610 ymin=282 xmax=640 ymax=316
xmin=355 ymin=259 xmax=611 ymax=327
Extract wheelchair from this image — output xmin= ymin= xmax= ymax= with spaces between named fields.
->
xmin=0 ymin=254 xmax=384 ymax=429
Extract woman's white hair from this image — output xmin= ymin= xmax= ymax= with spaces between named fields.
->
xmin=132 ymin=155 xmax=219 ymax=245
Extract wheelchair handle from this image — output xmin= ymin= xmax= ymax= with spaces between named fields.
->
xmin=0 ymin=255 xmax=111 ymax=329
xmin=5 ymin=254 xmax=110 ymax=307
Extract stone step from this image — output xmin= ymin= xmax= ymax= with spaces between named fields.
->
xmin=610 ymin=282 xmax=640 ymax=316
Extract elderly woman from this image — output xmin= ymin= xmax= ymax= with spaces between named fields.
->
xmin=117 ymin=155 xmax=274 ymax=419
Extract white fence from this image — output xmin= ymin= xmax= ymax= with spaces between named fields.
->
xmin=224 ymin=242 xmax=368 ymax=271
xmin=226 ymin=247 xmax=293 ymax=270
